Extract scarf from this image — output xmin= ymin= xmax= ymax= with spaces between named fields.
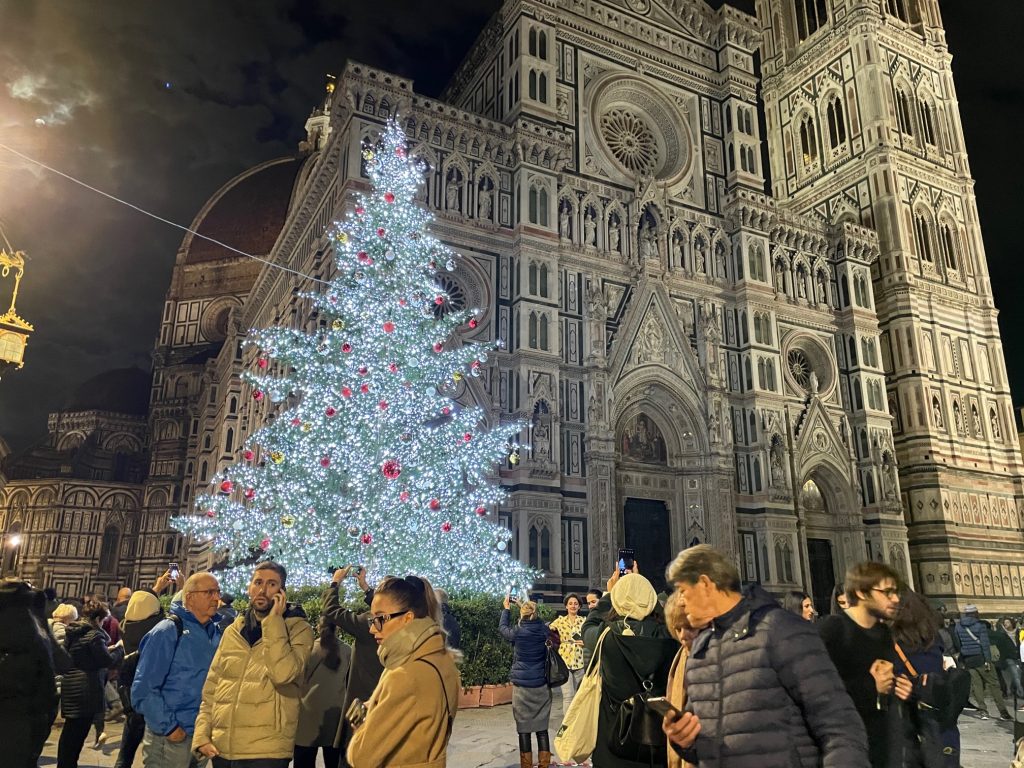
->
xmin=377 ymin=617 xmax=442 ymax=669
xmin=666 ymin=644 xmax=692 ymax=768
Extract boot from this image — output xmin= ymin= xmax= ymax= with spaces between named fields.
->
xmin=520 ymin=752 xmax=534 ymax=768
xmin=538 ymin=750 xmax=553 ymax=766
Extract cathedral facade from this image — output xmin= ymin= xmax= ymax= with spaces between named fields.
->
xmin=3 ymin=0 xmax=1021 ymax=612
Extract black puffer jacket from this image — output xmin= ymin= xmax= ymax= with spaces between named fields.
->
xmin=60 ymin=621 xmax=123 ymax=719
xmin=682 ymin=585 xmax=869 ymax=768
xmin=0 ymin=580 xmax=57 ymax=719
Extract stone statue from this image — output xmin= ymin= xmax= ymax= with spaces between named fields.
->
xmin=797 ymin=271 xmax=807 ymax=299
xmin=708 ymin=409 xmax=720 ymax=444
xmin=478 ymin=187 xmax=492 ymax=220
xmin=816 ymin=273 xmax=827 ymax=304
xmin=639 ymin=220 xmax=658 ymax=262
xmin=992 ymin=411 xmax=1002 ymax=439
xmin=694 ymin=244 xmax=705 ymax=273
xmin=609 ymin=220 xmax=620 ymax=254
xmin=774 ymin=262 xmax=785 ymax=293
xmin=972 ymin=408 xmax=982 ymax=436
xmin=933 ymin=400 xmax=943 ymax=428
xmin=533 ymin=417 xmax=551 ymax=461
xmin=584 ymin=210 xmax=596 ymax=247
xmin=715 ymin=246 xmax=727 ymax=279
xmin=560 ymin=204 xmax=571 ymax=241
xmin=808 ymin=371 xmax=819 ymax=395
xmin=674 ymin=237 xmax=685 ymax=270
xmin=446 ymin=180 xmax=460 ymax=212
xmin=770 ymin=448 xmax=785 ymax=484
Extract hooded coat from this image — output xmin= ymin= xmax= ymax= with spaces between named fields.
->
xmin=347 ymin=618 xmax=459 ymax=768
xmin=61 ymin=620 xmax=123 ymax=719
xmin=498 ymin=610 xmax=550 ymax=688
xmin=682 ymin=585 xmax=869 ymax=768
xmin=581 ymin=592 xmax=677 ymax=768
xmin=192 ymin=604 xmax=313 ymax=760
xmin=954 ymin=615 xmax=992 ymax=662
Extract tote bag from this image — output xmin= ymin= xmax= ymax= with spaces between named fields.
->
xmin=554 ymin=627 xmax=611 ymax=763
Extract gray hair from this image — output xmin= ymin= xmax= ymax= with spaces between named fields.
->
xmin=666 ymin=544 xmax=741 ymax=593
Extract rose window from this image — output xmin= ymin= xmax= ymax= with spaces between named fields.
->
xmin=600 ymin=109 xmax=659 ymax=176
xmin=787 ymin=349 xmax=812 ymax=389
xmin=433 ymin=275 xmax=466 ymax=320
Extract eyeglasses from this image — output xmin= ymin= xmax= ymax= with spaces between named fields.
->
xmin=188 ymin=588 xmax=222 ymax=598
xmin=368 ymin=611 xmax=409 ymax=631
xmin=870 ymin=587 xmax=900 ymax=600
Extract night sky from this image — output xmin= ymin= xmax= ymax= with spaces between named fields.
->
xmin=0 ymin=1 xmax=1020 ymax=450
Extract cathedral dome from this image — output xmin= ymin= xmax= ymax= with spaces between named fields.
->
xmin=180 ymin=156 xmax=308 ymax=265
xmin=62 ymin=367 xmax=152 ymax=416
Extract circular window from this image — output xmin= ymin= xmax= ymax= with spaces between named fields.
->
xmin=433 ymin=274 xmax=466 ymax=320
xmin=782 ymin=334 xmax=835 ymax=397
xmin=600 ymin=109 xmax=659 ymax=176
xmin=590 ymin=75 xmax=692 ymax=185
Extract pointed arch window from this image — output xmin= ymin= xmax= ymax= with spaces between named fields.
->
xmin=919 ymin=98 xmax=937 ymax=146
xmin=725 ymin=105 xmax=732 ymax=133
xmin=895 ymin=88 xmax=914 ymax=136
xmin=99 ymin=524 xmax=121 ymax=576
xmin=913 ymin=211 xmax=935 ymax=263
xmin=539 ymin=315 xmax=550 ymax=351
xmin=799 ymin=114 xmax=818 ymax=168
xmin=528 ymin=184 xmax=549 ymax=226
xmin=528 ymin=312 xmax=538 ymax=349
xmin=538 ymin=30 xmax=548 ymax=60
xmin=885 ymin=0 xmax=917 ymax=24
xmin=939 ymin=222 xmax=959 ymax=270
xmin=529 ymin=524 xmax=551 ymax=571
xmin=224 ymin=427 xmax=234 ymax=454
xmin=529 ymin=262 xmax=538 ymax=295
xmin=826 ymin=94 xmax=846 ymax=149
xmin=793 ymin=0 xmax=829 ymax=42
xmin=528 ymin=28 xmax=538 ymax=57
xmin=539 ymin=263 xmax=549 ymax=298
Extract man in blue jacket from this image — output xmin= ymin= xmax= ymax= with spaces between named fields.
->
xmin=131 ymin=572 xmax=222 ymax=768
xmin=956 ymin=604 xmax=1011 ymax=720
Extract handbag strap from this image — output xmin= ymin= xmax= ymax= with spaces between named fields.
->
xmin=584 ymin=626 xmax=612 ymax=677
xmin=894 ymin=642 xmax=918 ymax=678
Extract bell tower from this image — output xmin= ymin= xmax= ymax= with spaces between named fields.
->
xmin=755 ymin=0 xmax=1024 ymax=610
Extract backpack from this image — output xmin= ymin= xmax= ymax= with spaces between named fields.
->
xmin=117 ymin=614 xmax=182 ymax=715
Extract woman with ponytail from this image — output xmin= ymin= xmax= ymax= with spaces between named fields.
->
xmin=294 ymin=617 xmax=351 ymax=768
xmin=346 ymin=575 xmax=460 ymax=767
xmin=500 ymin=595 xmax=555 ymax=768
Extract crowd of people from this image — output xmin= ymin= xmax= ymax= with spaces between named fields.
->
xmin=3 ymin=544 xmax=1024 ymax=767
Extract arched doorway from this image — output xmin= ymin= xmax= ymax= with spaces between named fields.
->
xmin=800 ymin=477 xmax=836 ymax=615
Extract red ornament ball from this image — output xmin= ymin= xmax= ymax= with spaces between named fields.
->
xmin=441 ymin=406 xmax=451 ymax=416
xmin=341 ymin=386 xmax=352 ymax=398
xmin=471 ymin=360 xmax=481 ymax=369
xmin=252 ymin=390 xmax=264 ymax=401
xmin=381 ymin=459 xmax=402 ymax=479
xmin=257 ymin=357 xmax=269 ymax=369
xmin=435 ymin=296 xmax=445 ymax=306
xmin=342 ymin=343 xmax=353 ymax=354
xmin=463 ymin=432 xmax=473 ymax=443
xmin=358 ymin=365 xmax=369 ymax=376
xmin=388 ymin=362 xmax=399 ymax=373
xmin=377 ymin=227 xmax=386 ymax=238
xmin=361 ymin=533 xmax=373 ymax=545
xmin=320 ymin=456 xmax=331 ymax=468
xmin=384 ymin=191 xmax=395 ymax=203
xmin=243 ymin=450 xmax=254 ymax=461
xmin=219 ymin=480 xmax=234 ymax=494
xmin=441 ymin=521 xmax=452 ymax=533
xmin=205 ymin=509 xmax=216 ymax=518
xmin=244 ymin=488 xmax=256 ymax=500
xmin=378 ymin=400 xmax=389 ymax=410
xmin=357 ymin=251 xmax=370 ymax=263
xmin=432 ymin=342 xmax=443 ymax=353
xmin=355 ymin=205 xmax=365 ymax=215
xmin=429 ymin=498 xmax=441 ymax=511
xmin=396 ymin=146 xmax=406 ymax=158
xmin=399 ymin=490 xmax=410 ymax=502
xmin=325 ymin=406 xmax=337 ymax=417
xmin=468 ymin=318 xmax=478 ymax=329
xmin=260 ymin=538 xmax=271 ymax=551
xmin=475 ymin=505 xmax=487 ymax=516
xmin=360 ymin=383 xmax=370 ymax=394
xmin=290 ymin=417 xmax=301 ymax=427
xmin=382 ymin=321 xmax=395 ymax=334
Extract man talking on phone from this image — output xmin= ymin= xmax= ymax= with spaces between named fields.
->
xmin=192 ymin=562 xmax=313 ymax=767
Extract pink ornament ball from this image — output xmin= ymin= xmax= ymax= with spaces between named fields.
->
xmin=252 ymin=390 xmax=264 ymax=401
xmin=361 ymin=533 xmax=373 ymax=545
xmin=383 ymin=321 xmax=395 ymax=333
xmin=441 ymin=521 xmax=452 ymax=533
xmin=384 ymin=192 xmax=395 ymax=203
xmin=243 ymin=450 xmax=254 ymax=461
xmin=429 ymin=499 xmax=441 ymax=511
xmin=320 ymin=456 xmax=331 ymax=468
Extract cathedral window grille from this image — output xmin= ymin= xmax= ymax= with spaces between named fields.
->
xmin=885 ymin=0 xmax=917 ymax=24
xmin=99 ymin=525 xmax=120 ymax=576
xmin=758 ymin=359 xmax=767 ymax=389
xmin=725 ymin=105 xmax=732 ymax=133
xmin=539 ymin=315 xmax=549 ymax=351
xmin=743 ymin=109 xmax=753 ymax=135
xmin=919 ymin=99 xmax=937 ymax=146
xmin=746 ymin=147 xmax=756 ymax=174
xmin=747 ymin=243 xmax=766 ymax=281
xmin=727 ymin=143 xmax=735 ymax=174
xmin=529 ymin=312 xmax=538 ymax=349
xmin=540 ymin=264 xmax=549 ymax=297
xmin=766 ymin=360 xmax=776 ymax=390
xmin=895 ymin=88 xmax=914 ymax=136
xmin=529 ymin=262 xmax=538 ymax=295
xmin=528 ymin=183 xmax=548 ymax=226
xmin=787 ymin=349 xmax=813 ymax=389
xmin=826 ymin=95 xmax=846 ymax=149
xmin=600 ymin=109 xmax=659 ymax=176
xmin=939 ymin=222 xmax=959 ymax=270
xmin=799 ymin=115 xmax=818 ymax=168
xmin=793 ymin=0 xmax=828 ymax=42
xmin=913 ymin=212 xmax=935 ymax=263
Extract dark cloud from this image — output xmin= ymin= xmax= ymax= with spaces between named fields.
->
xmin=0 ymin=0 xmax=1019 ymax=449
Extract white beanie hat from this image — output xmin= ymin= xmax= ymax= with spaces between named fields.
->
xmin=610 ymin=573 xmax=658 ymax=621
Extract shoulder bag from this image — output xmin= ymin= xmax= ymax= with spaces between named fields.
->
xmin=554 ymin=626 xmax=610 ymax=763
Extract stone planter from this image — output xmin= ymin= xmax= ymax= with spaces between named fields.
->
xmin=479 ymin=682 xmax=514 ymax=707
xmin=459 ymin=685 xmax=482 ymax=709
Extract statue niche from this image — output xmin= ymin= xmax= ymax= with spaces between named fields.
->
xmin=620 ymin=413 xmax=667 ymax=464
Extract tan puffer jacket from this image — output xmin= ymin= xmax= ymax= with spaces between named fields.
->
xmin=192 ymin=607 xmax=313 ymax=760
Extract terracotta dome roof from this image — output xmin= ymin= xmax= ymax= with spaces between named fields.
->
xmin=63 ymin=367 xmax=152 ymax=416
xmin=183 ymin=157 xmax=306 ymax=265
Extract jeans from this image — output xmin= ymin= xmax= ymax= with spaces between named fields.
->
xmin=142 ymin=726 xmax=195 ymax=768
xmin=560 ymin=667 xmax=585 ymax=709
xmin=57 ymin=717 xmax=94 ymax=768
xmin=294 ymin=744 xmax=341 ymax=768
xmin=968 ymin=662 xmax=1010 ymax=717
xmin=1000 ymin=660 xmax=1024 ymax=701
xmin=114 ymin=712 xmax=146 ymax=768
xmin=211 ymin=758 xmax=290 ymax=768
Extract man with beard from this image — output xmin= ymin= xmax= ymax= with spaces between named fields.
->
xmin=193 ymin=562 xmax=312 ymax=767
xmin=820 ymin=561 xmax=911 ymax=768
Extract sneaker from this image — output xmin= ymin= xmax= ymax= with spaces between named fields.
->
xmin=1001 ymin=713 xmax=1013 ymax=721
xmin=979 ymin=713 xmax=990 ymax=720
xmin=92 ymin=732 xmax=109 ymax=749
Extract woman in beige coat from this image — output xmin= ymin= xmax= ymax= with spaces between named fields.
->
xmin=347 ymin=575 xmax=460 ymax=768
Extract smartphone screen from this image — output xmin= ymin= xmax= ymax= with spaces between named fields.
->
xmin=646 ymin=696 xmax=681 ymax=719
xmin=169 ymin=562 xmax=180 ymax=580
xmin=616 ymin=548 xmax=635 ymax=575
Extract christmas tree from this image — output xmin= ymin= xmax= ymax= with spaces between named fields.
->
xmin=174 ymin=120 xmax=537 ymax=595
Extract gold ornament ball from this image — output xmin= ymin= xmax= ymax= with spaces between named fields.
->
xmin=270 ymin=451 xmax=285 ymax=464
xmin=332 ymin=318 xmax=345 ymax=331
xmin=362 ymin=149 xmax=375 ymax=161
xmin=280 ymin=514 xmax=296 ymax=529
xmin=338 ymin=232 xmax=349 ymax=244
xmin=453 ymin=371 xmax=464 ymax=382
xmin=509 ymin=451 xmax=520 ymax=465
xmin=301 ymin=422 xmax=312 ymax=433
